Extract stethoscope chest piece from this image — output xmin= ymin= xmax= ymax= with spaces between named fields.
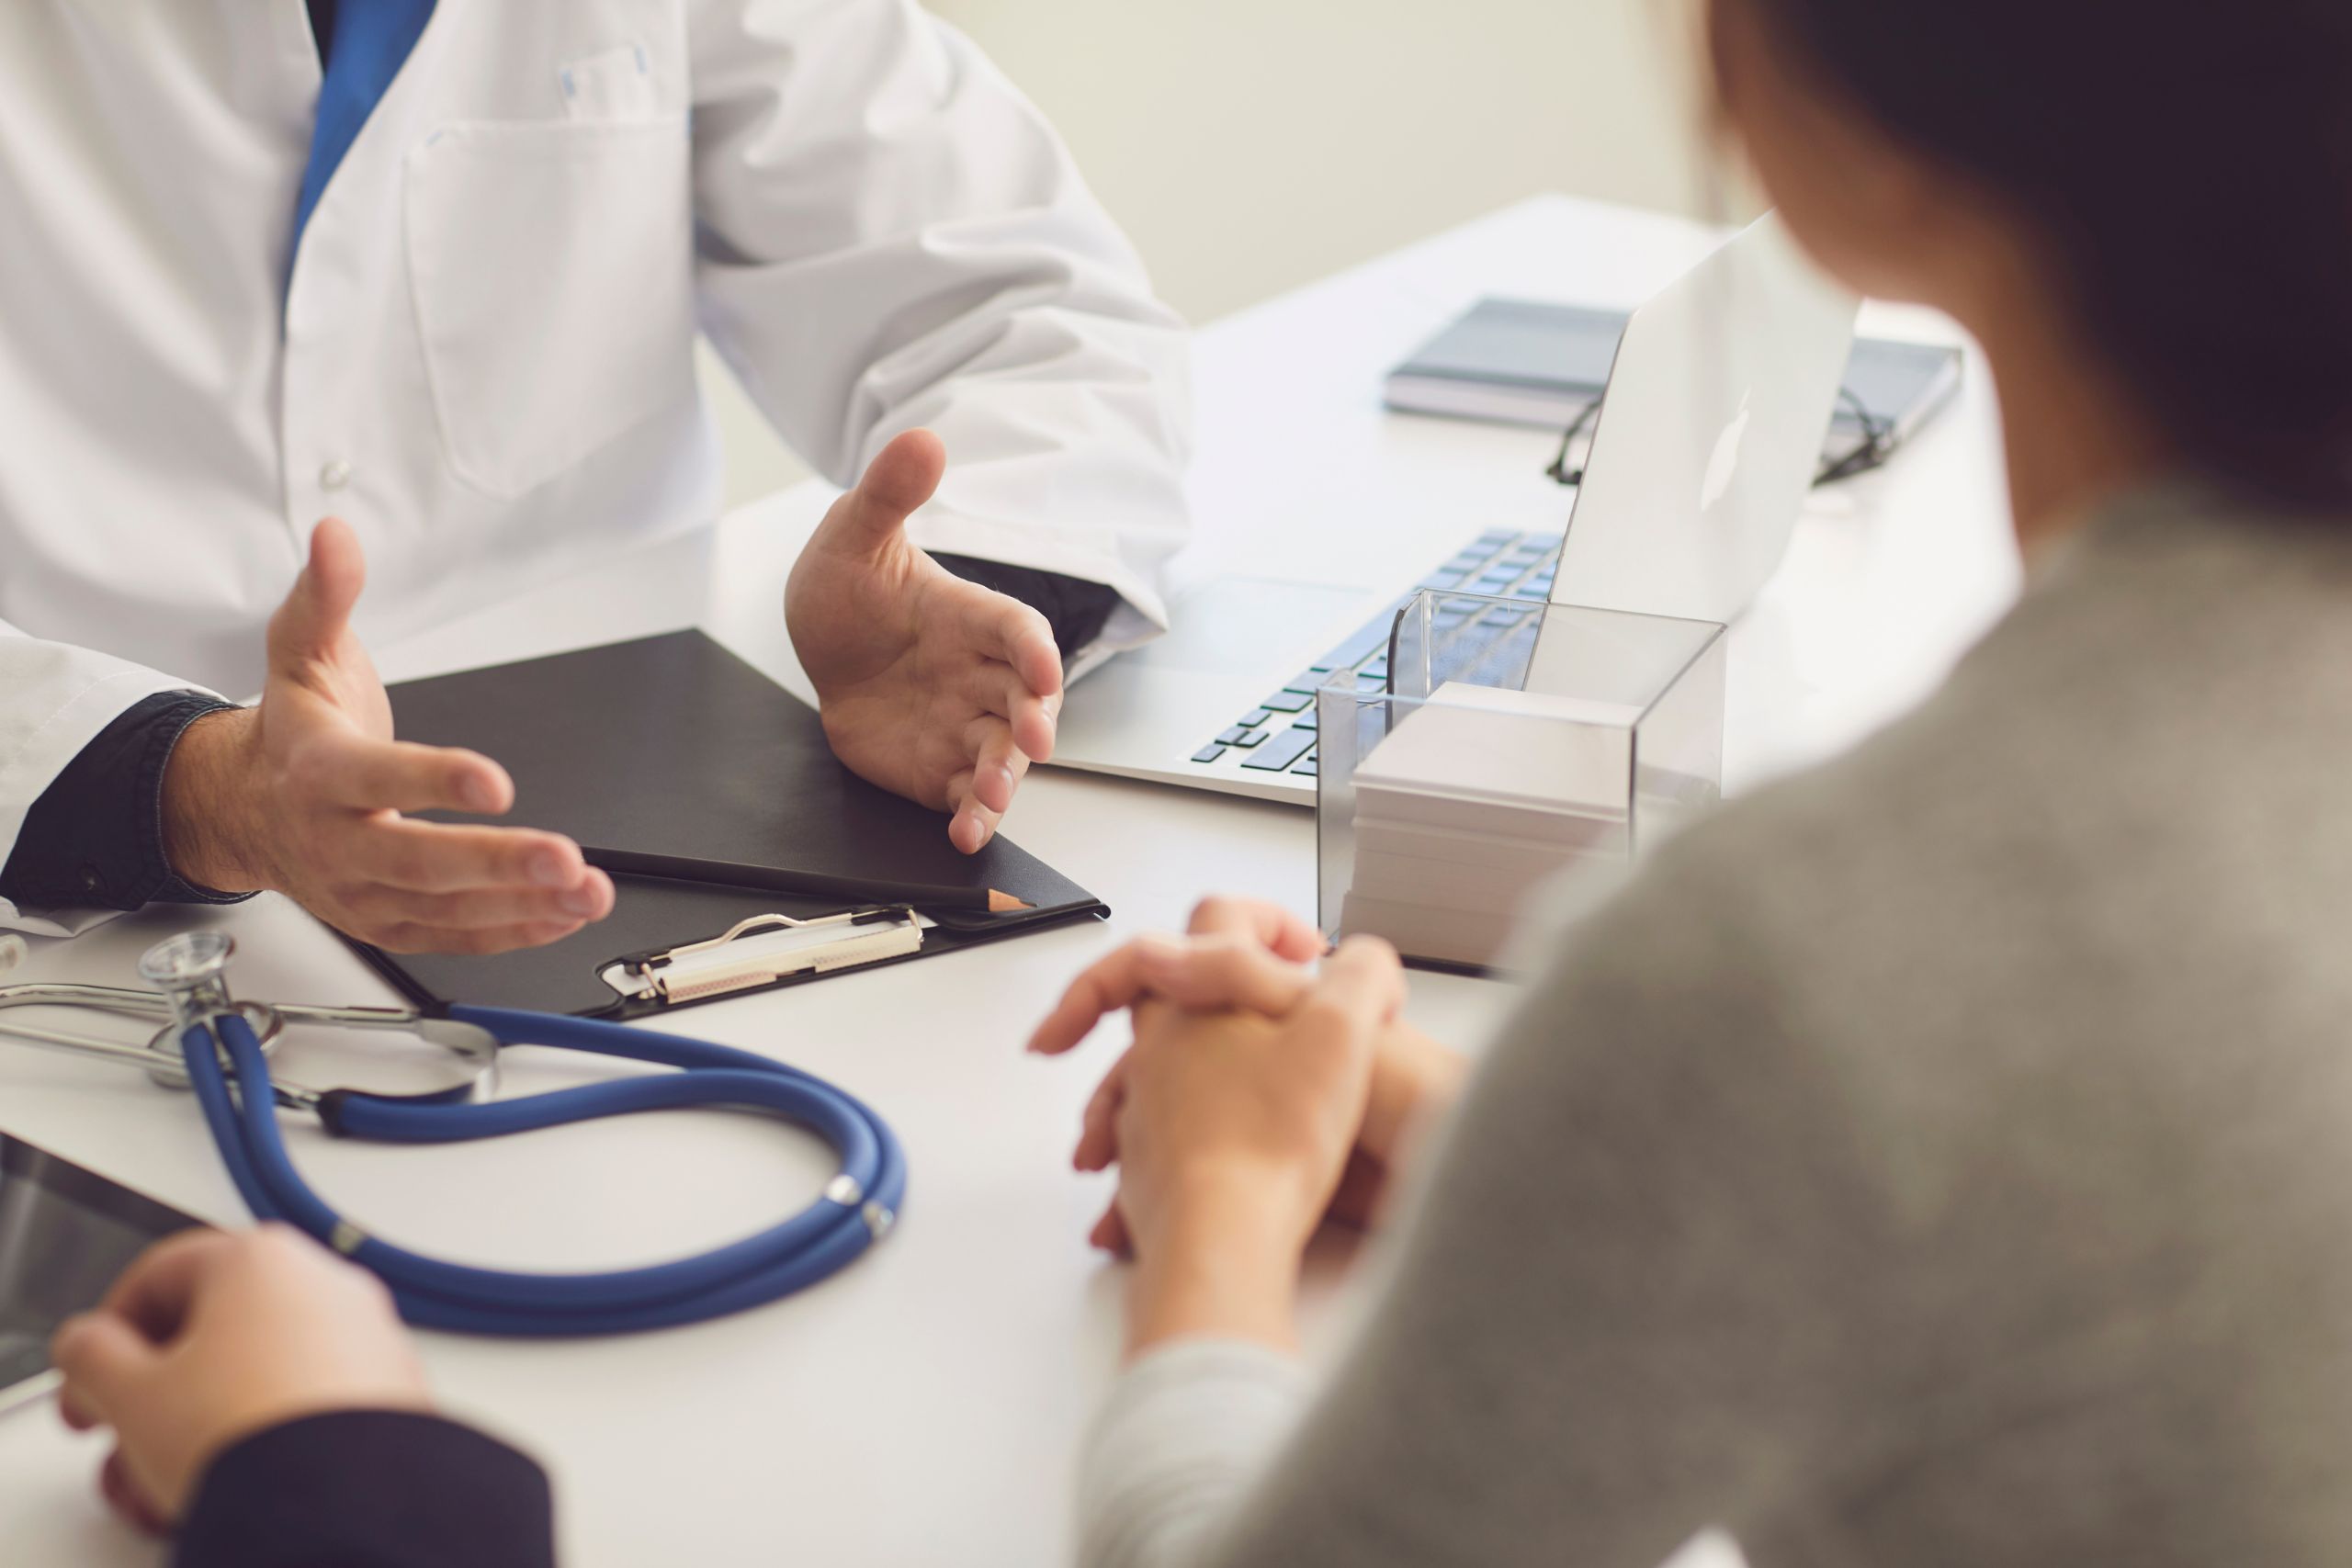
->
xmin=137 ymin=930 xmax=238 ymax=1012
xmin=0 ymin=933 xmax=288 ymax=1094
xmin=135 ymin=932 xmax=286 ymax=1092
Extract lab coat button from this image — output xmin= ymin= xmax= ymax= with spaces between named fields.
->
xmin=320 ymin=458 xmax=352 ymax=491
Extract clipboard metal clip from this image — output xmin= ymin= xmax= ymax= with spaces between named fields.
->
xmin=611 ymin=908 xmax=925 ymax=1006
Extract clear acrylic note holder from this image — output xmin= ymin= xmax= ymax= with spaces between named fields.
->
xmin=1316 ymin=591 xmax=1727 ymax=972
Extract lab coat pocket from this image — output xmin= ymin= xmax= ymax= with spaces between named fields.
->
xmin=405 ymin=117 xmax=695 ymax=500
xmin=560 ymin=43 xmax=661 ymax=121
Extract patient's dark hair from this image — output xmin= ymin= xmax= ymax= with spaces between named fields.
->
xmin=1739 ymin=0 xmax=2352 ymax=508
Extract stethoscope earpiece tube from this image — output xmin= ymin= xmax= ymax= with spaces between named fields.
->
xmin=177 ymin=1008 xmax=905 ymax=1337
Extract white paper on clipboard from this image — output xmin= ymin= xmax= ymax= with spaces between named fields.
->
xmin=599 ymin=910 xmax=938 ymax=1005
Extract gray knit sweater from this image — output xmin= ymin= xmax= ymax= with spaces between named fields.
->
xmin=1080 ymin=487 xmax=2352 ymax=1568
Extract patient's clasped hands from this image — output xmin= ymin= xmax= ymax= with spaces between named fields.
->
xmin=1030 ymin=897 xmax=1465 ymax=1356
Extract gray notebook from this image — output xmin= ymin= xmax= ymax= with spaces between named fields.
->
xmin=1385 ymin=296 xmax=1962 ymax=443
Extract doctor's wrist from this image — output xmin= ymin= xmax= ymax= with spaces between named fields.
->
xmin=161 ymin=707 xmax=275 ymax=897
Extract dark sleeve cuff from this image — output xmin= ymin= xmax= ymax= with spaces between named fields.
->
xmin=932 ymin=552 xmax=1123 ymax=660
xmin=0 ymin=691 xmax=252 ymax=911
xmin=175 ymin=1409 xmax=557 ymax=1568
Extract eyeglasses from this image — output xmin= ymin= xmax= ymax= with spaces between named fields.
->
xmin=1546 ymin=387 xmax=1898 ymax=489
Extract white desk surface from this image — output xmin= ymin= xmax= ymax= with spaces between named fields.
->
xmin=0 ymin=194 xmax=2018 ymax=1565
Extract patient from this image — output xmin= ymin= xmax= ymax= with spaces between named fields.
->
xmin=1028 ymin=0 xmax=2352 ymax=1562
xmin=45 ymin=0 xmax=2352 ymax=1562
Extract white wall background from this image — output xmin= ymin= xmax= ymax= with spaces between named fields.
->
xmin=703 ymin=0 xmax=1719 ymax=504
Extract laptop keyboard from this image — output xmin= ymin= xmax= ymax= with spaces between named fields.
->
xmin=1187 ymin=528 xmax=1565 ymax=777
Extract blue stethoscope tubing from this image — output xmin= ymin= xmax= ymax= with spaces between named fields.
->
xmin=176 ymin=1004 xmax=906 ymax=1337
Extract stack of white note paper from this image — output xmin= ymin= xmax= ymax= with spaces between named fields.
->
xmin=1340 ymin=682 xmax=1642 ymax=966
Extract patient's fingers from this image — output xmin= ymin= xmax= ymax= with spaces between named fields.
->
xmin=1135 ymin=935 xmax=1314 ymax=1017
xmin=1030 ymin=938 xmax=1174 ymax=1055
xmin=1284 ymin=936 xmax=1408 ymax=1068
xmin=1089 ymin=1200 xmax=1131 ymax=1258
xmin=1327 ymin=1149 xmax=1392 ymax=1232
xmin=1031 ymin=938 xmax=1182 ymax=1055
xmin=1074 ymin=1050 xmax=1132 ymax=1171
xmin=1185 ymin=895 xmax=1329 ymax=962
xmin=1028 ymin=932 xmax=1313 ymax=1055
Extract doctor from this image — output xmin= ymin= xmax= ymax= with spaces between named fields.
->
xmin=0 ymin=0 xmax=1190 ymax=955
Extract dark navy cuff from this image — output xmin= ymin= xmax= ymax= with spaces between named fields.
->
xmin=932 ymin=552 xmax=1123 ymax=659
xmin=175 ymin=1409 xmax=557 ymax=1568
xmin=0 ymin=691 xmax=252 ymax=911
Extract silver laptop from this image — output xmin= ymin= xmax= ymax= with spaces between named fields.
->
xmin=1051 ymin=212 xmax=1860 ymax=805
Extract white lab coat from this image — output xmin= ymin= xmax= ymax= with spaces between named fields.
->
xmin=0 ymin=0 xmax=1192 ymax=936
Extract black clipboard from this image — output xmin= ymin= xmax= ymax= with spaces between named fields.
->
xmin=358 ymin=630 xmax=1107 ymax=1018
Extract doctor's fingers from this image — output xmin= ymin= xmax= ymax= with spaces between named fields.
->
xmin=266 ymin=517 xmax=368 ymax=657
xmin=334 ymin=876 xmax=614 ymax=934
xmin=950 ymin=661 xmax=1059 ymax=762
xmin=950 ymin=586 xmax=1062 ymax=705
xmin=946 ymin=722 xmax=1033 ymax=852
xmin=293 ymin=732 xmax=514 ymax=817
xmin=347 ymin=818 xmax=594 ymax=897
xmin=947 ymin=778 xmax=1006 ymax=857
xmin=957 ymin=713 xmax=1035 ymax=817
xmin=366 ymin=917 xmax=593 ymax=957
xmin=829 ymin=430 xmax=947 ymax=554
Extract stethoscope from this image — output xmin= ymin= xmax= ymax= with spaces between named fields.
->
xmin=0 ymin=931 xmax=903 ymax=1337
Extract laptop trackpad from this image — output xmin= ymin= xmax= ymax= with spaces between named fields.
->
xmin=1132 ymin=578 xmax=1376 ymax=676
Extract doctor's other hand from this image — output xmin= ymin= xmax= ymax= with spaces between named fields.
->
xmin=786 ymin=430 xmax=1063 ymax=853
xmin=1031 ymin=896 xmax=1467 ymax=1249
xmin=51 ymin=1225 xmax=430 ymax=1532
xmin=160 ymin=519 xmax=615 ymax=953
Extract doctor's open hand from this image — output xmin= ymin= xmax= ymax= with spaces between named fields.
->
xmin=160 ymin=520 xmax=615 ymax=953
xmin=786 ymin=430 xmax=1063 ymax=853
xmin=51 ymin=1225 xmax=429 ymax=1531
